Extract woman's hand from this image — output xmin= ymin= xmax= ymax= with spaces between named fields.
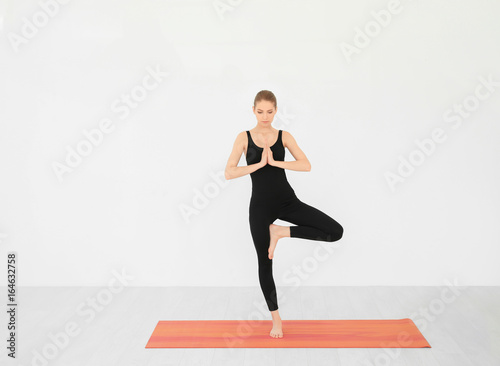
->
xmin=259 ymin=142 xmax=268 ymax=167
xmin=266 ymin=141 xmax=276 ymax=166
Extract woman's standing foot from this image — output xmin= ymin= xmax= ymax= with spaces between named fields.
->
xmin=270 ymin=310 xmax=283 ymax=338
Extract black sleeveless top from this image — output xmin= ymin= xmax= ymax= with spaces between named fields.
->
xmin=245 ymin=129 xmax=295 ymax=197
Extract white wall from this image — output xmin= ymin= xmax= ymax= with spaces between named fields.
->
xmin=1 ymin=0 xmax=499 ymax=286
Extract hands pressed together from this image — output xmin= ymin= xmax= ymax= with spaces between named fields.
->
xmin=259 ymin=141 xmax=276 ymax=168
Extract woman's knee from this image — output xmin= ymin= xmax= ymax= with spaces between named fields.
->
xmin=327 ymin=222 xmax=343 ymax=242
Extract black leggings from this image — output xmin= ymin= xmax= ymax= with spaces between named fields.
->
xmin=249 ymin=192 xmax=343 ymax=311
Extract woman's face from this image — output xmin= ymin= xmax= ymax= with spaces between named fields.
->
xmin=253 ymin=100 xmax=277 ymax=127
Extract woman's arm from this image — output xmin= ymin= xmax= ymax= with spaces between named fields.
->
xmin=269 ymin=130 xmax=311 ymax=172
xmin=224 ymin=131 xmax=265 ymax=180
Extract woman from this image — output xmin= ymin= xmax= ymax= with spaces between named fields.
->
xmin=224 ymin=90 xmax=344 ymax=338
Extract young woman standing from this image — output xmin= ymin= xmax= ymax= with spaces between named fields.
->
xmin=224 ymin=90 xmax=344 ymax=338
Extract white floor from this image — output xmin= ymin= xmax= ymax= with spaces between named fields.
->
xmin=1 ymin=286 xmax=499 ymax=366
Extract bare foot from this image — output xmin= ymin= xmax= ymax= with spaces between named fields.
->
xmin=268 ymin=224 xmax=289 ymax=259
xmin=270 ymin=322 xmax=283 ymax=338
xmin=270 ymin=312 xmax=283 ymax=338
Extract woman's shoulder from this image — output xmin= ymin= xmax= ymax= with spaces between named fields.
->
xmin=235 ymin=130 xmax=249 ymax=137
xmin=234 ymin=130 xmax=249 ymax=145
xmin=281 ymin=130 xmax=298 ymax=148
xmin=281 ymin=129 xmax=292 ymax=139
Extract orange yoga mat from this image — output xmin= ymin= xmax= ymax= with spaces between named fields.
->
xmin=145 ymin=318 xmax=431 ymax=348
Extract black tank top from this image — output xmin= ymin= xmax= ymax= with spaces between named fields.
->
xmin=245 ymin=129 xmax=295 ymax=196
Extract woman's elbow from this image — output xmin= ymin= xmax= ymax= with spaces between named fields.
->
xmin=225 ymin=167 xmax=235 ymax=180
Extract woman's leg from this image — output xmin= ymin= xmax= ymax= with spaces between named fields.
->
xmin=249 ymin=203 xmax=280 ymax=312
xmin=279 ymin=197 xmax=343 ymax=242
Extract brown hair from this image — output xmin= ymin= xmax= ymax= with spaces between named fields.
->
xmin=254 ymin=90 xmax=277 ymax=110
